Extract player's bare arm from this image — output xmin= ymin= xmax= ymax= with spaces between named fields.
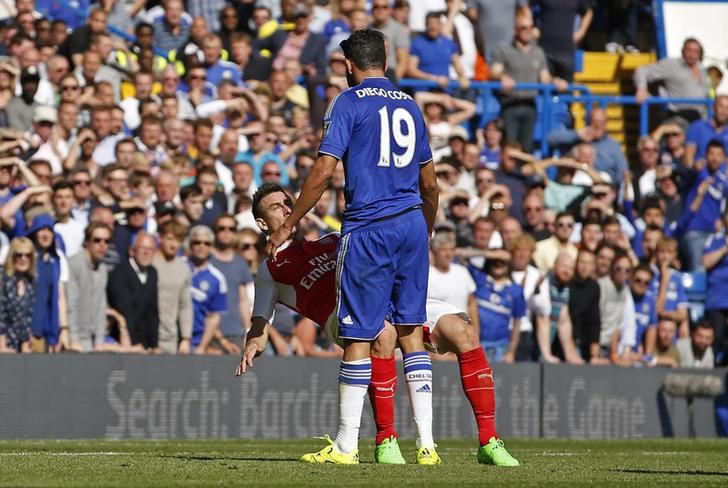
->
xmin=267 ymin=154 xmax=339 ymax=259
xmin=419 ymin=160 xmax=439 ymax=235
xmin=235 ymin=316 xmax=270 ymax=375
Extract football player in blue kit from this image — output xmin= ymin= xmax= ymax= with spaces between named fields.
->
xmin=266 ymin=29 xmax=440 ymax=464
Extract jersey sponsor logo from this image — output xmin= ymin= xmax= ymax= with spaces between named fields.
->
xmin=300 ymin=253 xmax=337 ymax=290
xmin=415 ymin=384 xmax=432 ymax=393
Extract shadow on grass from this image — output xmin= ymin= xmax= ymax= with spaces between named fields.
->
xmin=613 ymin=468 xmax=728 ymax=477
xmin=161 ymin=454 xmax=378 ymax=464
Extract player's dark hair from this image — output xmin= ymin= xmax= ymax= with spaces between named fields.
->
xmin=340 ymin=29 xmax=386 ymax=72
xmin=252 ymin=182 xmax=287 ymax=220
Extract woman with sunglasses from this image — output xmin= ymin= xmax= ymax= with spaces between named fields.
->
xmin=0 ymin=237 xmax=37 ymax=353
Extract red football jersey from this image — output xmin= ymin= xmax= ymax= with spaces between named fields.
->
xmin=252 ymin=234 xmax=339 ymax=326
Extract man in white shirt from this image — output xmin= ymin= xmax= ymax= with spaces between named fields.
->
xmin=427 ymin=232 xmax=478 ymax=321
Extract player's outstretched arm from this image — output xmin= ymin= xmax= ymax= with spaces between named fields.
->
xmin=419 ymin=160 xmax=439 ymax=235
xmin=267 ymin=154 xmax=339 ymax=259
xmin=235 ymin=317 xmax=270 ymax=376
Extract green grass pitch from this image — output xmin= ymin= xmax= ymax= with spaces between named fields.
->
xmin=1 ymin=438 xmax=727 ymax=487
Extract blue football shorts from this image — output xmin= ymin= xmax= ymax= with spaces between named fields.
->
xmin=334 ymin=207 xmax=429 ymax=341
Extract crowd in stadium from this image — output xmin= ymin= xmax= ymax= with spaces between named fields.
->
xmin=0 ymin=0 xmax=722 ymax=369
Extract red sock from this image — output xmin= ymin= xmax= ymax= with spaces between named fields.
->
xmin=457 ymin=347 xmax=498 ymax=445
xmin=368 ymin=356 xmax=398 ymax=445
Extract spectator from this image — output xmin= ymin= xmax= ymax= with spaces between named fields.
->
xmin=684 ymin=95 xmax=728 ymax=167
xmin=179 ymin=185 xmax=204 ymax=228
xmin=107 ymin=231 xmax=159 ymax=351
xmin=262 ymin=4 xmax=326 ymax=77
xmin=408 ymin=12 xmax=470 ymax=92
xmin=580 ymin=220 xmax=602 ymax=253
xmin=701 ymin=209 xmax=728 ymax=365
xmin=547 ymin=107 xmax=629 ymax=187
xmin=468 ymin=248 xmax=526 ymax=363
xmin=494 ymin=143 xmax=527 ymax=222
xmin=59 ymin=7 xmax=107 ymax=68
xmin=0 ymin=237 xmax=36 ymax=353
xmin=651 ymin=319 xmax=680 ymax=367
xmin=202 ymin=33 xmax=242 ymax=87
xmin=371 ymin=0 xmax=410 ymax=82
xmin=66 ymin=221 xmax=112 ymax=352
xmin=153 ymin=219 xmax=193 ymax=354
xmin=569 ymin=249 xmax=601 ymax=362
xmin=631 ymin=264 xmax=658 ymax=355
xmin=532 ymin=0 xmax=593 ymax=82
xmin=6 ymin=66 xmax=40 ymax=131
xmin=509 ymin=234 xmax=552 ymax=362
xmin=69 ymin=168 xmax=93 ymax=227
xmin=603 ymin=0 xmax=638 ymax=54
xmin=651 ymin=237 xmax=689 ymax=338
xmin=111 ymin=197 xmax=148 ymax=262
xmin=235 ymin=122 xmax=288 ymax=187
xmin=476 ymin=118 xmax=504 ymax=170
xmin=533 ymin=211 xmax=578 ymax=272
xmin=428 ymin=232 xmax=478 ymax=319
xmin=153 ymin=0 xmax=191 ymax=54
xmin=466 ymin=0 xmax=528 ymax=62
xmin=196 ymin=166 xmax=227 ymax=228
xmin=596 ymin=252 xmax=634 ymax=364
xmin=25 ymin=213 xmax=68 ymax=352
xmin=631 ymin=136 xmax=660 ymax=202
xmin=679 ymin=141 xmax=728 ymax=271
xmin=490 ymin=13 xmax=567 ymax=152
xmin=209 ymin=213 xmax=253 ymax=353
xmin=185 ymin=225 xmax=227 ymax=354
xmin=119 ymin=70 xmax=156 ymax=132
xmin=677 ymin=322 xmax=715 ymax=368
xmin=634 ymin=38 xmax=710 ymax=123
xmin=52 ymin=181 xmax=84 ymax=258
xmin=523 ymin=192 xmax=550 ymax=241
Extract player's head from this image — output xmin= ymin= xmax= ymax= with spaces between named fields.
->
xmin=252 ymin=182 xmax=294 ymax=235
xmin=340 ymin=29 xmax=387 ymax=85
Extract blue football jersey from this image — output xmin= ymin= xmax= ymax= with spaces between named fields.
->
xmin=319 ymin=77 xmax=433 ymax=233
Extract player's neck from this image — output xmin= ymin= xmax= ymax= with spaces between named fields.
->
xmin=354 ymin=69 xmax=387 ymax=83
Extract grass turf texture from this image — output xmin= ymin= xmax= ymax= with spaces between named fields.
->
xmin=0 ymin=438 xmax=727 ymax=487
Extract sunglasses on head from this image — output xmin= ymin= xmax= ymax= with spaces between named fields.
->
xmin=240 ymin=242 xmax=256 ymax=250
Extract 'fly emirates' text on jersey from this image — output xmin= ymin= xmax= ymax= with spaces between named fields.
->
xmin=318 ymin=77 xmax=433 ymax=233
xmin=252 ymin=234 xmax=339 ymax=326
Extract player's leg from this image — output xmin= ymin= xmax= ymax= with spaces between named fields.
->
xmin=431 ymin=311 xmax=519 ymax=467
xmin=301 ymin=229 xmax=392 ymax=463
xmin=370 ymin=323 xmax=405 ymax=464
xmin=390 ymin=212 xmax=439 ymax=464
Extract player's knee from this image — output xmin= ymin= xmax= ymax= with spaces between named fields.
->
xmin=443 ymin=316 xmax=479 ymax=353
xmin=372 ymin=324 xmax=396 ymax=358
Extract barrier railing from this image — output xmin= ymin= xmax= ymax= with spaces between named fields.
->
xmin=397 ymin=79 xmax=592 ymax=155
xmin=551 ymin=93 xmax=714 ymax=136
xmin=399 ymin=79 xmax=714 ymax=154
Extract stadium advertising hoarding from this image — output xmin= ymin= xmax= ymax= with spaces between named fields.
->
xmin=0 ymin=356 xmax=721 ymax=439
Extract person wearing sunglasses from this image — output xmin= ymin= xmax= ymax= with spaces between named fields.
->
xmin=630 ymin=264 xmax=658 ymax=359
xmin=0 ymin=237 xmax=37 ymax=353
xmin=209 ymin=213 xmax=253 ymax=354
xmin=185 ymin=225 xmax=227 ymax=354
xmin=533 ymin=211 xmax=578 ymax=273
xmin=596 ymin=252 xmax=636 ymax=364
xmin=66 ymin=222 xmax=113 ymax=352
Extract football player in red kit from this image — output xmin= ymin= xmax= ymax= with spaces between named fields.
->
xmin=235 ymin=184 xmax=518 ymax=467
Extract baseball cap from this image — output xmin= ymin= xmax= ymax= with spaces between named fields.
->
xmin=33 ymin=105 xmax=57 ymax=124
